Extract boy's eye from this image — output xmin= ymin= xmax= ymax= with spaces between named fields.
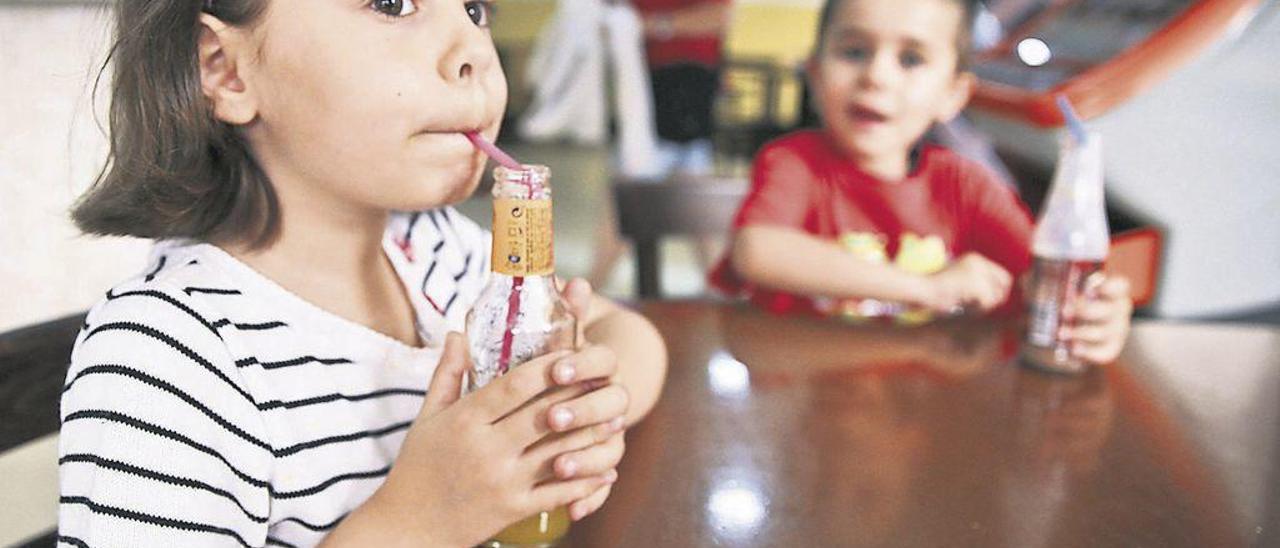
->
xmin=465 ymin=0 xmax=493 ymax=27
xmin=900 ymin=50 xmax=925 ymax=68
xmin=836 ymin=46 xmax=870 ymax=61
xmin=371 ymin=0 xmax=418 ymax=17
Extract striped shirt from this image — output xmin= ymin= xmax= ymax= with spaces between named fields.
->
xmin=58 ymin=209 xmax=491 ymax=548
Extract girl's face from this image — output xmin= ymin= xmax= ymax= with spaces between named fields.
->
xmin=235 ymin=0 xmax=506 ymax=214
xmin=808 ymin=0 xmax=972 ymax=177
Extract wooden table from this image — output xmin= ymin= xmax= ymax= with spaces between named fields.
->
xmin=562 ymin=301 xmax=1280 ymax=547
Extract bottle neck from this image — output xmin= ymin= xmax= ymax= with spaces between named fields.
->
xmin=490 ymin=166 xmax=554 ymax=277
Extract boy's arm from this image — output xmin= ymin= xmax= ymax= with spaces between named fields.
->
xmin=732 ymin=225 xmax=934 ymax=307
xmin=733 ymin=225 xmax=1013 ymax=313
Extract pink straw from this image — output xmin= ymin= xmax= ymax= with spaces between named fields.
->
xmin=463 ymin=131 xmax=529 ymax=374
xmin=465 ymin=131 xmax=523 ymax=170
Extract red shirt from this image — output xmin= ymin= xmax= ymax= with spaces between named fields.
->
xmin=710 ymin=130 xmax=1034 ymax=317
xmin=632 ymin=0 xmax=725 ymax=68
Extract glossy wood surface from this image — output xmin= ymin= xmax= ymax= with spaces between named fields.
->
xmin=562 ymin=302 xmax=1280 ymax=547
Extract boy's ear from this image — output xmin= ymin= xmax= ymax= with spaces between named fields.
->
xmin=935 ymin=71 xmax=976 ymax=123
xmin=804 ymin=56 xmax=824 ymax=116
xmin=198 ymin=14 xmax=258 ymax=126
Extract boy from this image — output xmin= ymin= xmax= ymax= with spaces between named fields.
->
xmin=712 ymin=0 xmax=1131 ymax=364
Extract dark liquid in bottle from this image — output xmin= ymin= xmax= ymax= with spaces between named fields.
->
xmin=1022 ymin=257 xmax=1102 ymax=374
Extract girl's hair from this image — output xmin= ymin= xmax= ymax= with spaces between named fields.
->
xmin=72 ymin=0 xmax=279 ymax=248
xmin=814 ymin=0 xmax=980 ymax=71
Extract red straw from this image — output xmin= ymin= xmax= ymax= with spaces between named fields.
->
xmin=465 ymin=131 xmax=523 ymax=170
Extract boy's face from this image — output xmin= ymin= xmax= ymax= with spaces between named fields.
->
xmin=223 ymin=0 xmax=508 ymax=214
xmin=809 ymin=0 xmax=973 ymax=178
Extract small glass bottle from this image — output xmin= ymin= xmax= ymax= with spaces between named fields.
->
xmin=1022 ymin=132 xmax=1108 ymax=374
xmin=466 ymin=164 xmax=576 ymax=547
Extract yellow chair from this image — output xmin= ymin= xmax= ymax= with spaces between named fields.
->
xmin=715 ymin=0 xmax=822 ymax=156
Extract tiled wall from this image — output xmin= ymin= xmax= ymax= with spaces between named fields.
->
xmin=1 ymin=4 xmax=149 ymax=333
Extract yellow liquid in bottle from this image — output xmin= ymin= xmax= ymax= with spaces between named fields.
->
xmin=486 ymin=507 xmax=571 ymax=547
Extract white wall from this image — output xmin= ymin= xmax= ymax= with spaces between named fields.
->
xmin=974 ymin=7 xmax=1280 ymax=319
xmin=0 ymin=3 xmax=148 ymax=332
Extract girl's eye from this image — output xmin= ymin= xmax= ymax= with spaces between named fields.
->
xmin=371 ymin=0 xmax=418 ymax=17
xmin=900 ymin=50 xmax=925 ymax=68
xmin=465 ymin=0 xmax=493 ymax=27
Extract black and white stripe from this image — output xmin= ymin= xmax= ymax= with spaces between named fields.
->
xmin=59 ymin=208 xmax=490 ymax=547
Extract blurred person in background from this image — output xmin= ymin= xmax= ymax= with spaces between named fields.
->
xmin=711 ymin=0 xmax=1131 ymax=365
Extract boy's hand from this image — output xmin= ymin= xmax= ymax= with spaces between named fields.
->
xmin=1061 ymin=274 xmax=1133 ymax=364
xmin=370 ymin=331 xmax=626 ymax=546
xmin=925 ymin=253 xmax=1013 ymax=313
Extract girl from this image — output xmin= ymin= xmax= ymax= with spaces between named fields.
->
xmin=59 ymin=1 xmax=667 ymax=546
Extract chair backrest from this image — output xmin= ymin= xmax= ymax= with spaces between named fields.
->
xmin=1105 ymin=227 xmax=1164 ymax=309
xmin=714 ymin=0 xmax=821 ymax=158
xmin=613 ymin=175 xmax=748 ymax=298
xmin=0 ymin=313 xmax=85 ymax=453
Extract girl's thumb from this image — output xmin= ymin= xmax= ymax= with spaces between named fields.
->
xmin=421 ymin=331 xmax=471 ymax=414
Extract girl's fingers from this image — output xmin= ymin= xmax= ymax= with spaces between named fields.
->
xmin=545 ymin=384 xmax=630 ymax=434
xmin=470 ymin=350 xmax=574 ymax=423
xmin=493 ymin=345 xmax=622 ymax=446
xmin=502 ymin=382 xmax=630 ymax=447
xmin=568 ymin=483 xmax=614 ymax=521
xmin=560 ymin=277 xmax=592 ymax=344
xmin=550 ymin=345 xmax=619 ymax=387
xmin=497 ymin=380 xmax=602 ymax=450
xmin=525 ymin=415 xmax=626 ymax=463
xmin=561 ymin=278 xmax=593 ymax=320
xmin=421 ymin=332 xmax=471 ymax=415
xmin=550 ymin=434 xmax=625 ymax=481
xmin=528 ymin=470 xmax=618 ymax=513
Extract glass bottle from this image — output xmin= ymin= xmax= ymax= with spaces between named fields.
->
xmin=466 ymin=164 xmax=576 ymax=547
xmin=1022 ymin=132 xmax=1108 ymax=374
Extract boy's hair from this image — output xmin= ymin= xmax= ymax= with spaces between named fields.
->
xmin=814 ymin=0 xmax=980 ymax=71
xmin=72 ymin=0 xmax=279 ymax=248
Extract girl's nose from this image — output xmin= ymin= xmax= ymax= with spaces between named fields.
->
xmin=439 ymin=16 xmax=495 ymax=83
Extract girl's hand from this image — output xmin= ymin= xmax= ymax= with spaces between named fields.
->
xmin=1061 ymin=274 xmax=1133 ymax=364
xmin=367 ymin=332 xmax=625 ymax=546
xmin=925 ymin=253 xmax=1013 ymax=313
xmin=553 ymin=277 xmax=630 ymax=521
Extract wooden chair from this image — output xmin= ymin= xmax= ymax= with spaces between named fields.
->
xmin=612 ymin=175 xmax=748 ymax=299
xmin=1105 ymin=227 xmax=1164 ymax=309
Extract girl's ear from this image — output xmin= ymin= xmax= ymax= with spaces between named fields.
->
xmin=934 ymin=71 xmax=976 ymax=124
xmin=198 ymin=14 xmax=258 ymax=126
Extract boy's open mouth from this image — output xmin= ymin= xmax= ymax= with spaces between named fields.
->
xmin=848 ymin=105 xmax=889 ymax=124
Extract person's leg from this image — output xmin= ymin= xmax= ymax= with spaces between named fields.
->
xmin=603 ymin=3 xmax=663 ymax=179
xmin=519 ymin=0 xmax=607 ymax=142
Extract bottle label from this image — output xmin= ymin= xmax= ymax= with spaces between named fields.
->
xmin=492 ymin=198 xmax=554 ymax=276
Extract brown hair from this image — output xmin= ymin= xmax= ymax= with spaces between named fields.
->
xmin=72 ymin=0 xmax=278 ymax=248
xmin=814 ymin=0 xmax=979 ymax=71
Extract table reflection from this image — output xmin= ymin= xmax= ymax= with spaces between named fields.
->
xmin=563 ymin=303 xmax=1258 ymax=547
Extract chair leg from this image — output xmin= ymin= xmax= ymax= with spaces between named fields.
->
xmin=635 ymin=240 xmax=660 ymax=299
